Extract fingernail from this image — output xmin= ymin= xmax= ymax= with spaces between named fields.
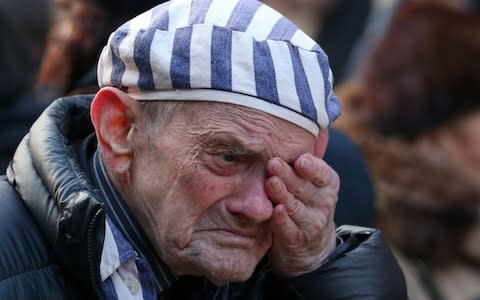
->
xmin=299 ymin=157 xmax=311 ymax=170
xmin=271 ymin=159 xmax=280 ymax=172
xmin=270 ymin=177 xmax=280 ymax=191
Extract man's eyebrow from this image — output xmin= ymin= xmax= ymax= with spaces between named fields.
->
xmin=199 ymin=133 xmax=298 ymax=164
xmin=203 ymin=134 xmax=267 ymax=157
xmin=226 ymin=142 xmax=253 ymax=155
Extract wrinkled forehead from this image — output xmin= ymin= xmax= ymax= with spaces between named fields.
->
xmin=177 ymin=102 xmax=315 ymax=155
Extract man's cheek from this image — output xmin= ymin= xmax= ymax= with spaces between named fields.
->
xmin=181 ymin=169 xmax=233 ymax=205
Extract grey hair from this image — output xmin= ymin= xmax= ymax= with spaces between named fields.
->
xmin=131 ymin=100 xmax=192 ymax=151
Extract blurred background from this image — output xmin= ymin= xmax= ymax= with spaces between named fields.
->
xmin=1 ymin=0 xmax=480 ymax=299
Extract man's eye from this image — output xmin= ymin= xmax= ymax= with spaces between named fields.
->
xmin=221 ymin=154 xmax=236 ymax=162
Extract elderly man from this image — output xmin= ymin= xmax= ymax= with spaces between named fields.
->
xmin=0 ymin=0 xmax=406 ymax=299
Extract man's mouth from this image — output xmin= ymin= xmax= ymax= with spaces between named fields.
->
xmin=220 ymin=229 xmax=257 ymax=239
xmin=199 ymin=228 xmax=260 ymax=247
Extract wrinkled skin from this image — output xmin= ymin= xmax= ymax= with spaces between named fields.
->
xmin=92 ymin=88 xmax=339 ymax=286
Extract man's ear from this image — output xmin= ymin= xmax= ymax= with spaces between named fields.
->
xmin=314 ymin=128 xmax=329 ymax=158
xmin=90 ymin=87 xmax=139 ymax=174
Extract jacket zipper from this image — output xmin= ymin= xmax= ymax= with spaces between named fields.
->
xmin=88 ymin=207 xmax=105 ymax=299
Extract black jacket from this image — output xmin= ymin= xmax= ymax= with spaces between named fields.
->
xmin=0 ymin=95 xmax=407 ymax=299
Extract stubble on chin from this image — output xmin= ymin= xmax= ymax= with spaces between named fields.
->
xmin=162 ymin=237 xmax=267 ymax=285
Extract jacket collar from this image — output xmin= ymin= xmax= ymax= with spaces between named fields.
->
xmin=7 ymin=95 xmax=105 ymax=296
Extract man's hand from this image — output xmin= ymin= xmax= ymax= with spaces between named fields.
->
xmin=265 ymin=154 xmax=339 ymax=277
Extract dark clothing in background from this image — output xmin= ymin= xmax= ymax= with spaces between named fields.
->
xmin=318 ymin=0 xmax=372 ymax=84
xmin=0 ymin=93 xmax=46 ymax=172
xmin=326 ymin=128 xmax=375 ymax=227
xmin=0 ymin=13 xmax=46 ymax=171
xmin=0 ymin=95 xmax=407 ymax=299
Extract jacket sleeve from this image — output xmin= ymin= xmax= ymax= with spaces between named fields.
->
xmin=0 ymin=178 xmax=85 ymax=300
xmin=266 ymin=225 xmax=408 ymax=300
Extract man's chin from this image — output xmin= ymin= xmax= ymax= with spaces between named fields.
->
xmin=170 ymin=245 xmax=263 ymax=285
xmin=204 ymin=262 xmax=256 ymax=286
xmin=197 ymin=251 xmax=260 ymax=284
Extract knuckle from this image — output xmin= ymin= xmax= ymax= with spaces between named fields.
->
xmin=324 ymin=195 xmax=337 ymax=211
xmin=315 ymin=164 xmax=339 ymax=189
xmin=299 ymin=227 xmax=322 ymax=246
xmin=292 ymin=230 xmax=308 ymax=244
xmin=286 ymin=197 xmax=302 ymax=215
xmin=320 ymin=193 xmax=337 ymax=215
xmin=314 ymin=162 xmax=330 ymax=186
xmin=311 ymin=218 xmax=328 ymax=238
xmin=331 ymin=169 xmax=340 ymax=191
xmin=292 ymin=181 xmax=310 ymax=197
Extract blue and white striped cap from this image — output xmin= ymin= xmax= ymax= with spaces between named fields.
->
xmin=97 ymin=0 xmax=341 ymax=135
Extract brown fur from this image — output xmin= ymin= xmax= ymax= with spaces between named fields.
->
xmin=336 ymin=82 xmax=480 ymax=266
xmin=334 ymin=2 xmax=480 ymax=265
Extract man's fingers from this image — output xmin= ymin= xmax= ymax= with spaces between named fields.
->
xmin=266 ymin=157 xmax=339 ymax=205
xmin=266 ymin=158 xmax=312 ymax=201
xmin=265 ymin=176 xmax=305 ymax=218
xmin=269 ymin=204 xmax=301 ymax=242
xmin=294 ymin=154 xmax=339 ymax=190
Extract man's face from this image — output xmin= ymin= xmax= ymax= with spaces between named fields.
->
xmin=126 ymin=103 xmax=315 ymax=285
xmin=51 ymin=0 xmax=108 ymax=65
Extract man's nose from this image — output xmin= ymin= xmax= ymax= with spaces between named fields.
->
xmin=225 ymin=177 xmax=273 ymax=223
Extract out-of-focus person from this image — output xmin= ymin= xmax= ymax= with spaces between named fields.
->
xmin=335 ymin=2 xmax=480 ymax=299
xmin=0 ymin=0 xmax=163 ymax=172
xmin=0 ymin=0 xmax=52 ymax=70
xmin=0 ymin=10 xmax=49 ymax=171
xmin=33 ymin=0 xmax=163 ymax=103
